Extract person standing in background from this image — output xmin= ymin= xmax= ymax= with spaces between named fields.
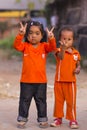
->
xmin=50 ymin=10 xmax=59 ymax=29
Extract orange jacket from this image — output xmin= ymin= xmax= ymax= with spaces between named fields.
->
xmin=13 ymin=34 xmax=56 ymax=83
xmin=55 ymin=48 xmax=81 ymax=82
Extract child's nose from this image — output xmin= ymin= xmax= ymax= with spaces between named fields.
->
xmin=32 ymin=34 xmax=36 ymax=37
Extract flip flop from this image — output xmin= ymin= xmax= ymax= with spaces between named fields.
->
xmin=39 ymin=122 xmax=48 ymax=128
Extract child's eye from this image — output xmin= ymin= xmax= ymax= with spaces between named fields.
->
xmin=36 ymin=32 xmax=40 ymax=35
xmin=68 ymin=38 xmax=71 ymax=41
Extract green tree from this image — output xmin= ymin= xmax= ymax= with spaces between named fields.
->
xmin=0 ymin=22 xmax=8 ymax=38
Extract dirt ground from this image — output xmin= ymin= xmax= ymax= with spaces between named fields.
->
xmin=0 ymin=50 xmax=87 ymax=130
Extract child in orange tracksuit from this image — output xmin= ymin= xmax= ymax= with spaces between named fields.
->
xmin=50 ymin=26 xmax=81 ymax=129
xmin=13 ymin=20 xmax=56 ymax=128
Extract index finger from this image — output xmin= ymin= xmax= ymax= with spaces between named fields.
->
xmin=59 ymin=41 xmax=63 ymax=45
xmin=24 ymin=23 xmax=27 ymax=29
xmin=19 ymin=22 xmax=23 ymax=28
xmin=50 ymin=27 xmax=54 ymax=32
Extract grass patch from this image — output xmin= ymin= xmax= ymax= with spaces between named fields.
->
xmin=0 ymin=35 xmax=22 ymax=58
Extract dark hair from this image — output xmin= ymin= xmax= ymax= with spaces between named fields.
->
xmin=24 ymin=20 xmax=47 ymax=43
xmin=58 ymin=26 xmax=76 ymax=40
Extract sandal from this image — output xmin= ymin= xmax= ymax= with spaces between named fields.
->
xmin=39 ymin=122 xmax=48 ymax=128
xmin=17 ymin=121 xmax=26 ymax=129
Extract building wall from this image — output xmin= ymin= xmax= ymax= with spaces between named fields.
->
xmin=52 ymin=0 xmax=87 ymax=56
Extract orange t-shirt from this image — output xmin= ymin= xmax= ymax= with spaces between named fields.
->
xmin=55 ymin=48 xmax=81 ymax=82
xmin=13 ymin=34 xmax=56 ymax=83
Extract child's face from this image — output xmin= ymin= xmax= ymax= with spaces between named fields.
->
xmin=27 ymin=26 xmax=43 ymax=45
xmin=60 ymin=30 xmax=74 ymax=48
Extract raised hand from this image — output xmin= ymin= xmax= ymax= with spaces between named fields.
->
xmin=46 ymin=27 xmax=54 ymax=39
xmin=19 ymin=22 xmax=27 ymax=35
xmin=59 ymin=40 xmax=67 ymax=50
xmin=74 ymin=67 xmax=80 ymax=74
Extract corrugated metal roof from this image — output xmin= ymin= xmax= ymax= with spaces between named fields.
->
xmin=0 ymin=0 xmax=46 ymax=10
xmin=0 ymin=0 xmax=27 ymax=10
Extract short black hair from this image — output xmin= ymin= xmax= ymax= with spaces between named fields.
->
xmin=58 ymin=26 xmax=76 ymax=40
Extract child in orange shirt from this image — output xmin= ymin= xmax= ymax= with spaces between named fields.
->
xmin=13 ymin=21 xmax=56 ymax=128
xmin=50 ymin=26 xmax=81 ymax=129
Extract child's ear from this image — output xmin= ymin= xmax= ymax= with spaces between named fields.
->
xmin=41 ymin=35 xmax=43 ymax=39
xmin=41 ymin=33 xmax=43 ymax=39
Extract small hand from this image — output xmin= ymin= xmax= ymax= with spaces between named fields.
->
xmin=19 ymin=22 xmax=27 ymax=35
xmin=74 ymin=67 xmax=80 ymax=74
xmin=59 ymin=41 xmax=67 ymax=50
xmin=46 ymin=27 xmax=54 ymax=39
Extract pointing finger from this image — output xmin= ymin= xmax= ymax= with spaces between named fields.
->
xmin=24 ymin=23 xmax=27 ymax=30
xmin=59 ymin=41 xmax=63 ymax=45
xmin=50 ymin=27 xmax=54 ymax=32
xmin=19 ymin=22 xmax=23 ymax=28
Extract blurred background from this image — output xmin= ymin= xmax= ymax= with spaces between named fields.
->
xmin=0 ymin=1 xmax=87 ymax=128
xmin=0 ymin=0 xmax=87 ymax=67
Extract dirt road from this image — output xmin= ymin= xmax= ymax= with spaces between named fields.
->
xmin=0 ymin=56 xmax=87 ymax=130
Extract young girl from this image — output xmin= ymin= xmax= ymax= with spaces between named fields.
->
xmin=13 ymin=20 xmax=56 ymax=128
xmin=50 ymin=26 xmax=81 ymax=129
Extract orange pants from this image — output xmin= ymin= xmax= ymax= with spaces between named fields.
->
xmin=53 ymin=81 xmax=77 ymax=120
